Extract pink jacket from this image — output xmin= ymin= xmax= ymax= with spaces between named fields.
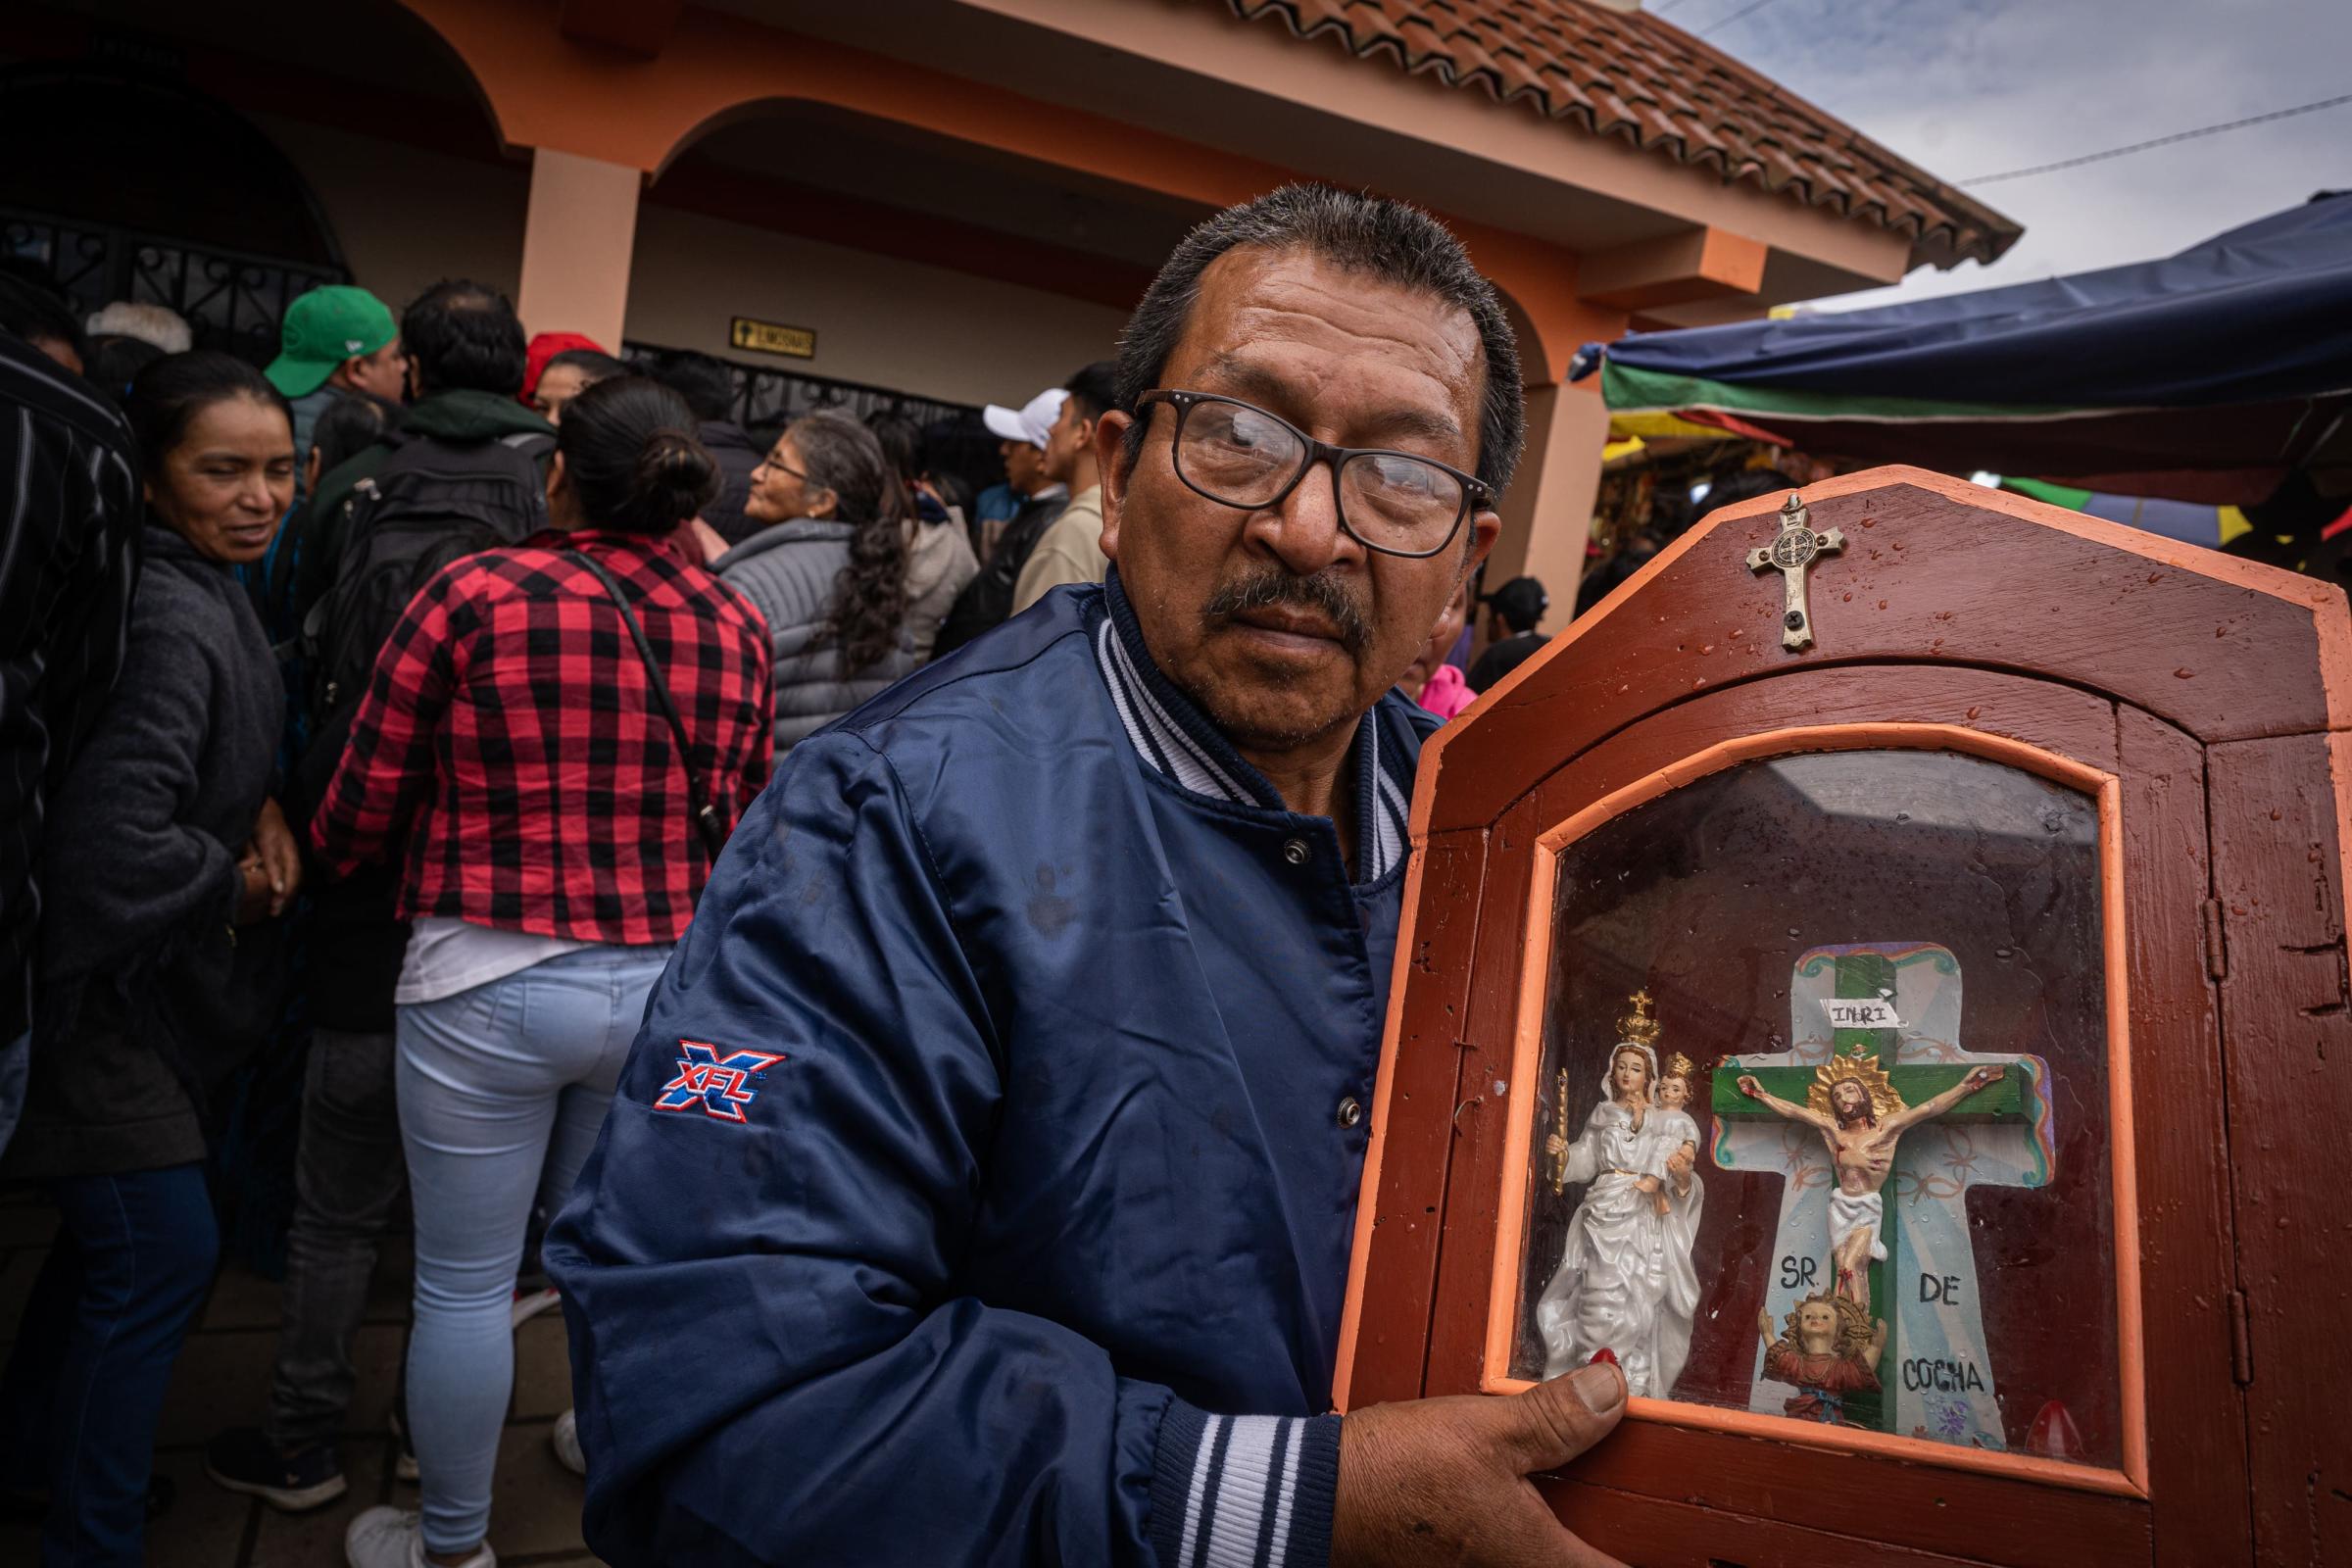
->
xmin=1416 ymin=662 xmax=1476 ymax=721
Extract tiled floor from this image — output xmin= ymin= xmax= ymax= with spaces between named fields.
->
xmin=0 ymin=1197 xmax=601 ymax=1566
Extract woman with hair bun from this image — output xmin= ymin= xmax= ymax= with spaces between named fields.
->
xmin=310 ymin=374 xmax=770 ymax=1568
xmin=0 ymin=350 xmax=301 ymax=1564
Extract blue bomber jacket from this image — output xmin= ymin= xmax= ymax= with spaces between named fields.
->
xmin=545 ymin=569 xmax=1434 ymax=1566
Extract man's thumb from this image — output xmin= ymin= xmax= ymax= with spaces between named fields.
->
xmin=1484 ymin=1358 xmax=1628 ymax=1474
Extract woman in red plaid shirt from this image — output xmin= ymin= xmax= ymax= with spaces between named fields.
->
xmin=310 ymin=375 xmax=771 ymax=1568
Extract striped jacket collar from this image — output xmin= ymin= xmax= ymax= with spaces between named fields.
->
xmin=1092 ymin=569 xmax=1414 ymax=883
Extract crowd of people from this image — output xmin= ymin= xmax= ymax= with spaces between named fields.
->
xmin=0 ymin=189 xmax=1584 ymax=1568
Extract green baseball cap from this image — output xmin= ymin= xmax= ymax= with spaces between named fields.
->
xmin=266 ymin=285 xmax=398 ymax=398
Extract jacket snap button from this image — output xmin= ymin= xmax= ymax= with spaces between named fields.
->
xmin=1282 ymin=838 xmax=1311 ymax=866
xmin=1337 ymin=1096 xmax=1363 ymax=1128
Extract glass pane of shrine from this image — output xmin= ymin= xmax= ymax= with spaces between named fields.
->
xmin=1510 ymin=748 xmax=2122 ymax=1466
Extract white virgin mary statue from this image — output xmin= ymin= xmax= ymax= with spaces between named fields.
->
xmin=1534 ymin=1038 xmax=1706 ymax=1398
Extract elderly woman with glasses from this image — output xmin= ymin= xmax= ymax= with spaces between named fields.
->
xmin=710 ymin=411 xmax=923 ymax=760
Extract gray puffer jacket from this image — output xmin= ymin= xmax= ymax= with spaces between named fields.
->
xmin=711 ymin=519 xmax=922 ymax=758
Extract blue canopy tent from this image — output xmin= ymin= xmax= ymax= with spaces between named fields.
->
xmin=1576 ymin=191 xmax=2352 ymax=509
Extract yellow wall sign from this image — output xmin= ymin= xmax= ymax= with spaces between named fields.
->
xmin=730 ymin=318 xmax=816 ymax=360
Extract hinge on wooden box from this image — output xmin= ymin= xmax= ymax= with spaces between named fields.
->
xmin=2228 ymin=1289 xmax=2253 ymax=1387
xmin=2201 ymin=898 xmax=2229 ymax=981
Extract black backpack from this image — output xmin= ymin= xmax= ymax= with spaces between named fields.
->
xmin=301 ymin=428 xmax=553 ymax=726
xmin=932 ymin=492 xmax=1068 ymax=659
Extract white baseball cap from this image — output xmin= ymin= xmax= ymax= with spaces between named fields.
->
xmin=983 ymin=387 xmax=1068 ymax=449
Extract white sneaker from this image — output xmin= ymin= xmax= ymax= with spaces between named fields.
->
xmin=387 ymin=1407 xmax=419 ymax=1485
xmin=344 ymin=1504 xmax=497 ymax=1568
xmin=509 ymin=1287 xmax=562 ymax=1331
xmin=551 ymin=1409 xmax=586 ymax=1477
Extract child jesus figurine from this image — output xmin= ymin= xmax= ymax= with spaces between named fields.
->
xmin=1647 ymin=1054 xmax=1702 ymax=1216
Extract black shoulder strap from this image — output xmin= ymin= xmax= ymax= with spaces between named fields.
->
xmin=566 ymin=547 xmax=727 ymax=865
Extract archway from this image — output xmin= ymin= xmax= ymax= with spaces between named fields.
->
xmin=0 ymin=67 xmax=348 ymax=363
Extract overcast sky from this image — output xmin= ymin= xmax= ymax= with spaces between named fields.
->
xmin=1664 ymin=0 xmax=2352 ymax=311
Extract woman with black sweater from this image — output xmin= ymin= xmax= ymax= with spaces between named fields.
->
xmin=0 ymin=351 xmax=302 ymax=1565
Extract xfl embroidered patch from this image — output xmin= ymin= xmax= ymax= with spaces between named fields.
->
xmin=654 ymin=1040 xmax=787 ymax=1123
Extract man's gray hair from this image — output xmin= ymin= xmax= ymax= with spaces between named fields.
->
xmin=1114 ymin=183 xmax=1525 ymax=496
xmin=85 ymin=301 xmax=194 ymax=355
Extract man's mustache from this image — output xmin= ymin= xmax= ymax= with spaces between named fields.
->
xmin=1200 ymin=568 xmax=1372 ymax=654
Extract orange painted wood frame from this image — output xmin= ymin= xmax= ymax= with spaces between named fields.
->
xmin=1466 ymin=722 xmax=2147 ymax=1498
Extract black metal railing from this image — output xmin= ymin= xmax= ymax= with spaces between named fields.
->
xmin=0 ymin=213 xmax=1003 ymax=467
xmin=3 ymin=206 xmax=347 ymax=366
xmin=620 ymin=339 xmax=977 ymax=434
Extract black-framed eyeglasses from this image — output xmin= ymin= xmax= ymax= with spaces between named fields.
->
xmin=1134 ymin=389 xmax=1494 ymax=560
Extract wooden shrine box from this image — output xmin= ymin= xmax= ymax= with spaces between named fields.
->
xmin=1335 ymin=466 xmax=2351 ymax=1567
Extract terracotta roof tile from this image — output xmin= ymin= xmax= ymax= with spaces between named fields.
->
xmin=1211 ymin=0 xmax=2020 ymax=268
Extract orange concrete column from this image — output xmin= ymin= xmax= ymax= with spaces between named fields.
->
xmin=516 ymin=148 xmax=641 ymax=350
xmin=1488 ymin=383 xmax=1608 ymax=633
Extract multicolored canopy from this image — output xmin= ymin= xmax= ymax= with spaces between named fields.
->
xmin=1575 ymin=191 xmax=2352 ymax=505
xmin=1996 ymin=477 xmax=2252 ymax=550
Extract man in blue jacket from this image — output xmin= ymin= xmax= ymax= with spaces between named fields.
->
xmin=546 ymin=183 xmax=1631 ymax=1568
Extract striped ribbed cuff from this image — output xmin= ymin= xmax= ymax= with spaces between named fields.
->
xmin=1147 ymin=1401 xmax=1340 ymax=1567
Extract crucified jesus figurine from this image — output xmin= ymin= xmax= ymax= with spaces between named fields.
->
xmin=1735 ymin=1061 xmax=2005 ymax=1314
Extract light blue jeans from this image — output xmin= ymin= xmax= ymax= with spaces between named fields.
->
xmin=395 ymin=943 xmax=670 ymax=1551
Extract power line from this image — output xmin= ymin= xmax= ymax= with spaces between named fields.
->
xmin=1697 ymin=0 xmax=1786 ymax=37
xmin=1959 ymin=91 xmax=2352 ymax=185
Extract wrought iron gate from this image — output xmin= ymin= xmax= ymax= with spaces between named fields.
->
xmin=620 ymin=338 xmax=977 ymax=434
xmin=4 ymin=206 xmax=347 ymax=366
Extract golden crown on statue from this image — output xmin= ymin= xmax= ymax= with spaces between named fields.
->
xmin=1618 ymin=989 xmax=1662 ymax=1050
xmin=1662 ymin=1051 xmax=1698 ymax=1083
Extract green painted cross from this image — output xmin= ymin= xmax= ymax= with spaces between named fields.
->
xmin=1711 ymin=948 xmax=2042 ymax=1435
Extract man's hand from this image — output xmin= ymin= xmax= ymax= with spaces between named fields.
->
xmin=1964 ymin=1063 xmax=2006 ymax=1092
xmin=234 ymin=857 xmax=274 ymax=926
xmin=1332 ymin=1360 xmax=1630 ymax=1566
xmin=246 ymin=797 xmax=303 ymax=918
xmin=1737 ymin=1074 xmax=1763 ymax=1100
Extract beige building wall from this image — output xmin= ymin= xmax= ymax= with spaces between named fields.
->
xmin=622 ymin=203 xmax=1133 ymax=408
xmin=237 ymin=118 xmax=1127 ymax=408
xmin=249 ymin=115 xmax=530 ymax=318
